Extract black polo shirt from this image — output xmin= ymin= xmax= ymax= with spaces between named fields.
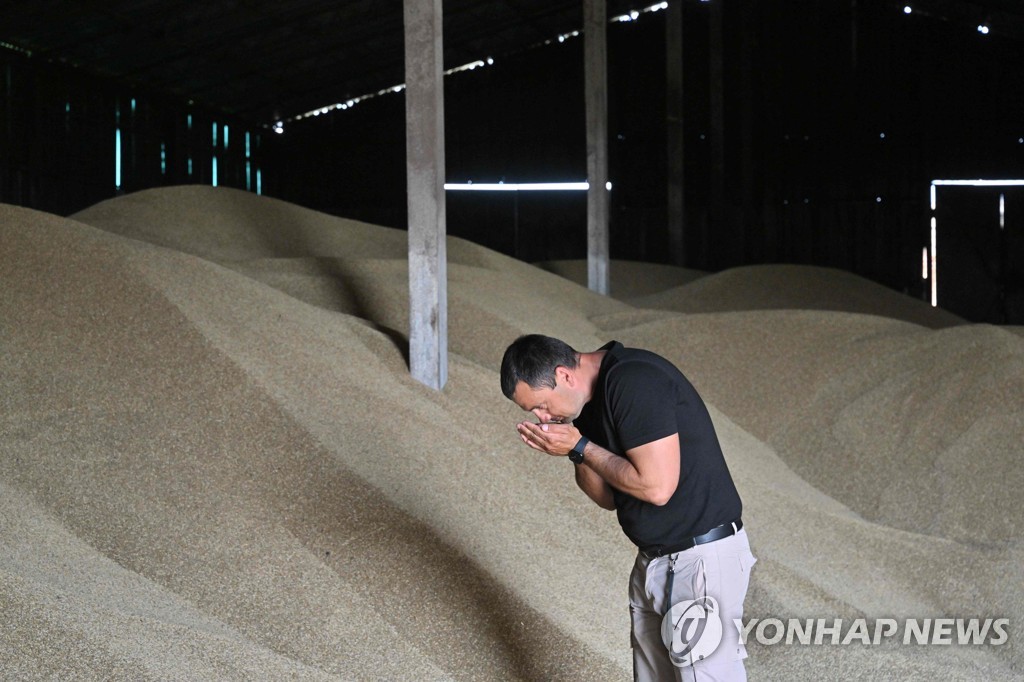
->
xmin=573 ymin=341 xmax=742 ymax=552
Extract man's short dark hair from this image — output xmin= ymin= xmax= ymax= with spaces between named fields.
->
xmin=500 ymin=334 xmax=579 ymax=399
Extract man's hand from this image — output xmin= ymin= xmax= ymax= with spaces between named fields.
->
xmin=518 ymin=421 xmax=680 ymax=507
xmin=515 ymin=421 xmax=580 ymax=457
xmin=517 ymin=421 xmax=615 ymax=509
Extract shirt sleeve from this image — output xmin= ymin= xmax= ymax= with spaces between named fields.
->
xmin=605 ymin=360 xmax=679 ymax=451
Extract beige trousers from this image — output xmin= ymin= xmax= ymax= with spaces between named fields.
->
xmin=629 ymin=529 xmax=756 ymax=682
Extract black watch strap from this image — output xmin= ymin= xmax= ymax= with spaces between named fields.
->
xmin=568 ymin=436 xmax=589 ymax=464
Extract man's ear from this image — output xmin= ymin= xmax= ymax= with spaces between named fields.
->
xmin=556 ymin=365 xmax=574 ymax=387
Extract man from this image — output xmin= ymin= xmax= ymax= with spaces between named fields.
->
xmin=500 ymin=334 xmax=755 ymax=681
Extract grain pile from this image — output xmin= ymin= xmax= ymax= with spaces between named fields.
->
xmin=2 ymin=186 xmax=1020 ymax=680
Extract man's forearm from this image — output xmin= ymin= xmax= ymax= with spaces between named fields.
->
xmin=574 ymin=454 xmax=616 ymax=510
xmin=514 ymin=419 xmax=675 ymax=507
xmin=579 ymin=436 xmax=679 ymax=506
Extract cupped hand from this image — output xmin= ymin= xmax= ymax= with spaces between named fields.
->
xmin=516 ymin=421 xmax=580 ymax=457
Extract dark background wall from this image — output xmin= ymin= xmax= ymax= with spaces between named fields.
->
xmin=0 ymin=50 xmax=269 ymax=216
xmin=3 ymin=0 xmax=1023 ymax=322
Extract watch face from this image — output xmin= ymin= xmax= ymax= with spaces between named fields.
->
xmin=568 ymin=449 xmax=584 ymax=464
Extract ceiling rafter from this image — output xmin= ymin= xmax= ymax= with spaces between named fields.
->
xmin=6 ymin=0 xmax=1020 ymax=125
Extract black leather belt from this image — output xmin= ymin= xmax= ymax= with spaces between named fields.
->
xmin=640 ymin=518 xmax=743 ymax=558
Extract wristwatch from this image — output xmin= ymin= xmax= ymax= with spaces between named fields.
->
xmin=568 ymin=436 xmax=589 ymax=464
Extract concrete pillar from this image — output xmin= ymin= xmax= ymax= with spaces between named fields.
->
xmin=404 ymin=0 xmax=447 ymax=390
xmin=708 ymin=0 xmax=725 ymax=264
xmin=666 ymin=0 xmax=685 ymax=266
xmin=738 ymin=0 xmax=755 ymax=263
xmin=584 ymin=0 xmax=610 ymax=295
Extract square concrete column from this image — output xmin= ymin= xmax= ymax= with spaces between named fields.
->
xmin=584 ymin=0 xmax=610 ymax=295
xmin=708 ymin=0 xmax=725 ymax=248
xmin=404 ymin=0 xmax=447 ymax=389
xmin=666 ymin=0 xmax=686 ymax=266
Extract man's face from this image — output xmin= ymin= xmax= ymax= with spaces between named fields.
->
xmin=511 ymin=372 xmax=583 ymax=424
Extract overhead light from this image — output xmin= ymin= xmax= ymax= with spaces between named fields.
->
xmin=931 ymin=179 xmax=1024 ymax=186
xmin=930 ymin=218 xmax=938 ymax=306
xmin=445 ymin=59 xmax=489 ymax=75
xmin=444 ymin=181 xmax=613 ymax=192
xmin=0 ymin=40 xmax=31 ymax=56
xmin=978 ymin=24 xmax=990 ymax=35
xmin=445 ymin=182 xmax=590 ymax=191
xmin=903 ymin=5 xmax=912 ymax=14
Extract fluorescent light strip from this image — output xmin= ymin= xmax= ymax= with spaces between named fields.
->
xmin=930 ymin=217 xmax=938 ymax=307
xmin=931 ymin=179 xmax=1024 ymax=186
xmin=445 ymin=182 xmax=590 ymax=191
xmin=115 ymin=128 xmax=122 ymax=189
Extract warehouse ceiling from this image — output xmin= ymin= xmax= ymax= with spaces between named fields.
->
xmin=0 ymin=0 xmax=642 ymax=127
xmin=2 ymin=0 xmax=1023 ymax=128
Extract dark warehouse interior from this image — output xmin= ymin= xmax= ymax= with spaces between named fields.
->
xmin=2 ymin=0 xmax=1023 ymax=323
